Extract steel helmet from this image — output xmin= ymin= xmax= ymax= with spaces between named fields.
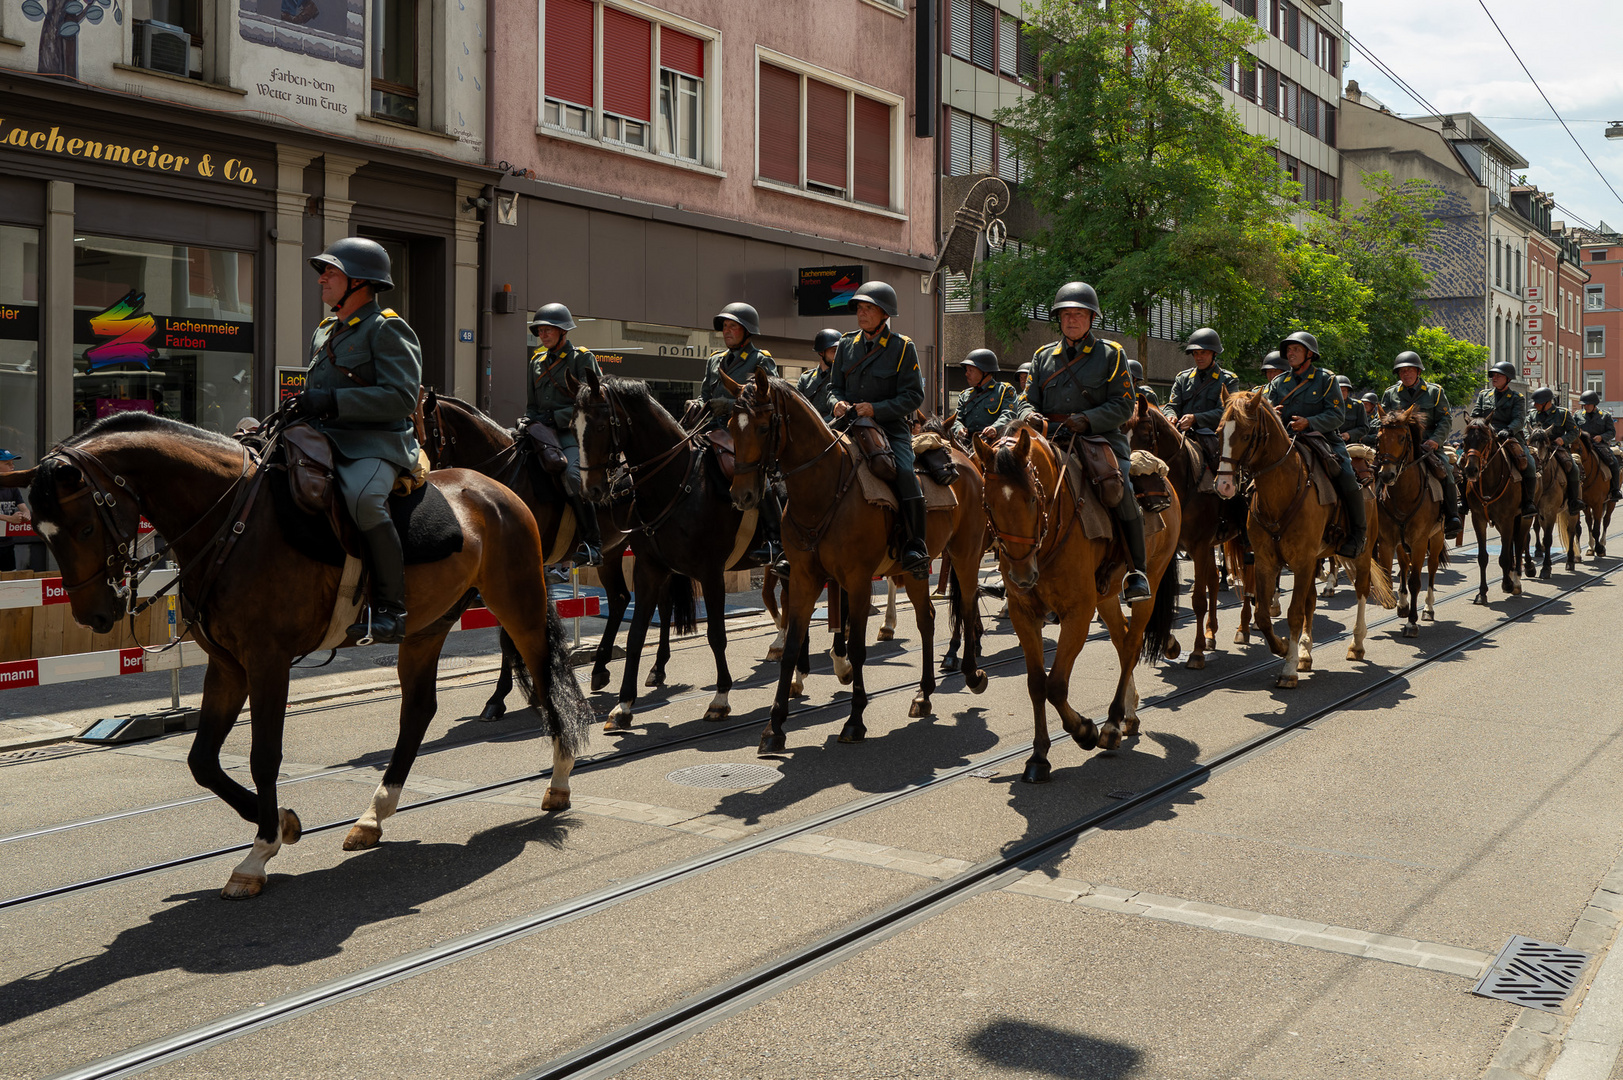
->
xmin=1393 ymin=351 xmax=1424 ymax=372
xmin=961 ymin=349 xmax=1000 ymax=374
xmin=1279 ymin=331 xmax=1320 ymax=359
xmin=1361 ymin=392 xmax=1379 ymax=405
xmin=813 ymin=328 xmax=842 ymax=353
xmin=1488 ymin=360 xmax=1518 ymax=381
xmin=309 ymin=236 xmax=394 ymax=290
xmin=1127 ymin=359 xmax=1145 ymax=382
xmin=528 ymin=303 xmax=576 ymax=333
xmin=1050 ymin=281 xmax=1102 ymax=319
xmin=851 ymin=281 xmax=899 ymax=318
xmin=713 ymin=302 xmax=761 ymax=337
xmin=1335 ymin=374 xmax=1352 ymax=389
xmin=1184 ymin=327 xmax=1224 ymax=355
xmin=1261 ymin=350 xmax=1286 ymax=374
xmin=1531 ymin=387 xmax=1556 ymax=406
xmin=1017 ymin=362 xmax=1033 ymax=376
xmin=1581 ymin=390 xmax=1602 ymax=406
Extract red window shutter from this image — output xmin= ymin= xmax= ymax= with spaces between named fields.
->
xmin=853 ymin=95 xmax=891 ymax=207
xmin=758 ymin=63 xmax=801 ymax=185
xmin=545 ymin=0 xmax=593 ymax=107
xmin=806 ymin=79 xmax=848 ymax=189
xmin=602 ymin=7 xmax=651 ymax=121
xmin=661 ymin=26 xmax=704 ymax=78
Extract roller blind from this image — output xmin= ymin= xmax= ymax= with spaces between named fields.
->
xmin=545 ymin=0 xmax=594 ymax=106
xmin=853 ymin=95 xmax=891 ymax=207
xmin=758 ymin=62 xmax=801 ymax=185
xmin=660 ymin=25 xmax=703 ymax=78
xmin=806 ymin=78 xmax=849 ymax=189
xmin=602 ymin=7 xmax=651 ymax=121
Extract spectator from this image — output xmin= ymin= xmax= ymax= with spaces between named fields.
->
xmin=0 ymin=449 xmax=45 ymax=572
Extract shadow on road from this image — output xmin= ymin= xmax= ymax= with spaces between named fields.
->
xmin=964 ymin=1018 xmax=1143 ymax=1078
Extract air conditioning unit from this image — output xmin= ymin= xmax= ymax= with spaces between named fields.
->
xmin=135 ymin=19 xmax=190 ymax=77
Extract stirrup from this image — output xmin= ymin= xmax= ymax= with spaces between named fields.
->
xmin=898 ymin=547 xmax=931 ymax=580
xmin=575 ymin=543 xmax=603 ymax=568
xmin=1120 ymin=570 xmax=1151 ymax=603
xmin=1336 ymin=533 xmax=1366 ymax=558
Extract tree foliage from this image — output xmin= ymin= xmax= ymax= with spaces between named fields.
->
xmin=1404 ymin=325 xmax=1487 ymax=407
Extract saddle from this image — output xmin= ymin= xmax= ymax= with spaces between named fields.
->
xmin=525 ymin=420 xmax=569 ymax=476
xmin=1297 ymin=431 xmax=1344 ymax=478
xmin=1347 ymin=443 xmax=1375 ymax=484
xmin=912 ymin=431 xmax=959 ymax=486
xmin=849 ymin=417 xmax=896 ymax=481
xmin=707 ymin=428 xmax=736 ymax=483
xmin=1194 ymin=430 xmax=1223 ymax=472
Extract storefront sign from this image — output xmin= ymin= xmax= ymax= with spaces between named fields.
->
xmin=798 ymin=265 xmax=865 ymax=317
xmin=277 ymin=366 xmax=308 ymax=404
xmin=0 ymin=117 xmax=263 ymax=186
xmin=0 ymin=303 xmax=39 ymax=341
xmin=72 ymin=293 xmax=254 ymax=369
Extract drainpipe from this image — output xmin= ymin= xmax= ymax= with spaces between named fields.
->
xmin=478 ymin=0 xmax=497 ymax=411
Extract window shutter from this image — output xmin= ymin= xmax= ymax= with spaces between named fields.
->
xmin=949 ymin=0 xmax=970 ymax=60
xmin=758 ymin=63 xmax=801 ymax=185
xmin=1323 ymin=104 xmax=1336 ymax=147
xmin=660 ymin=26 xmax=704 ymax=78
xmin=545 ymin=0 xmax=594 ymax=107
xmin=996 ymin=130 xmax=1019 ymax=182
xmin=1262 ymin=66 xmax=1277 ymax=114
xmin=602 ymin=7 xmax=651 ymax=121
xmin=970 ymin=114 xmax=993 ymax=174
xmin=1241 ymin=63 xmax=1257 ymax=102
xmin=806 ymin=78 xmax=848 ymax=190
xmin=853 ymin=95 xmax=891 ymax=207
xmin=970 ymin=0 xmax=995 ymax=70
xmin=1017 ymin=26 xmax=1038 ymax=80
xmin=948 ymin=109 xmax=970 ymax=175
xmin=999 ymin=13 xmax=1017 ymax=76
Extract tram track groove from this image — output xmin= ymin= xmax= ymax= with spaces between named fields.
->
xmin=35 ymin=542 xmax=1620 ymax=1080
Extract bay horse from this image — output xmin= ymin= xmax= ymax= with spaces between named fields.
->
xmin=725 ymin=370 xmax=988 ymax=754
xmin=1372 ymin=406 xmax=1447 ymax=637
xmin=1458 ymin=420 xmax=1531 ymax=599
xmin=417 ymin=392 xmax=693 ymax=712
xmin=1528 ymin=430 xmax=1590 ymax=576
xmin=16 ymin=413 xmax=589 ymax=899
xmin=574 ymin=372 xmax=794 ymax=731
xmin=1213 ymin=390 xmax=1393 ymax=688
xmin=973 ymin=427 xmax=1181 ymax=781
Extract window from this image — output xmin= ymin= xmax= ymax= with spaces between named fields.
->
xmin=757 ymin=57 xmax=897 ymax=210
xmin=1493 ymin=315 xmax=1502 ymax=367
xmin=948 ymin=0 xmax=996 ymax=72
xmin=659 ymin=26 xmax=705 ymax=162
xmin=1587 ymin=327 xmax=1606 ymax=357
xmin=947 ymin=108 xmax=994 ymax=176
xmin=1240 ymin=62 xmax=1257 ymax=103
xmin=1585 ymin=371 xmax=1606 ymax=398
xmin=995 ymin=129 xmax=1022 ymax=183
xmin=1588 ymin=284 xmax=1606 ymax=311
xmin=1298 ymin=90 xmax=1319 ymax=136
xmin=1593 ymin=249 xmax=1608 ymax=261
xmin=1495 ymin=239 xmax=1502 ymax=288
xmin=370 ymin=0 xmax=419 ymax=122
xmin=1515 ymin=250 xmax=1521 ymax=294
xmin=1323 ymin=104 xmax=1336 ymax=147
xmin=601 ymin=6 xmax=651 ymax=149
xmin=0 ymin=225 xmax=39 ymax=460
xmin=1261 ymin=66 xmax=1278 ymax=115
xmin=999 ymin=12 xmax=1018 ymax=78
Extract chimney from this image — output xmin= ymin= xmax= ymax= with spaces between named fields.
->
xmin=1345 ymin=79 xmax=1362 ymax=104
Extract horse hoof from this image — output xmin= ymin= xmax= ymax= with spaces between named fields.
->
xmin=1421 ymin=610 xmax=1435 ymax=622
xmin=279 ymin=808 xmax=302 ymax=846
xmin=1164 ymin=637 xmax=1181 ymax=660
xmin=1122 ymin=719 xmax=1141 ymax=737
xmin=590 ymin=667 xmax=610 ymax=692
xmin=1297 ymin=658 xmax=1313 ymax=672
xmin=908 ymin=697 xmax=930 ymax=719
xmin=940 ymin=657 xmax=960 ymax=674
xmin=343 ymin=824 xmax=381 ymax=851
xmin=1186 ymin=654 xmax=1205 ymax=670
xmin=790 ymin=677 xmax=805 ymax=696
xmin=1276 ymin=675 xmax=1298 ymax=689
xmin=1069 ymin=722 xmax=1098 ymax=751
xmin=1402 ymin=624 xmax=1418 ymax=638
xmin=220 ymin=872 xmax=265 ymax=901
xmin=838 ymin=722 xmax=867 ymax=744
xmin=1097 ymin=725 xmax=1122 ymax=752
xmin=758 ymin=731 xmax=788 ymax=755
xmin=644 ymin=669 xmax=666 ymax=688
xmin=603 ymin=706 xmax=634 ymax=732
xmin=478 ymin=701 xmax=507 ymax=722
xmin=1021 ymin=759 xmax=1052 ymax=784
xmin=1346 ymin=646 xmax=1365 ymax=661
xmin=1234 ymin=630 xmax=1249 ymax=645
xmin=876 ymin=626 xmax=895 ymax=641
xmin=541 ymin=786 xmax=571 ymax=812
xmin=1473 ymin=592 xmax=1488 ymax=605
xmin=1204 ymin=634 xmax=1216 ymax=651
xmin=1540 ymin=570 xmax=1551 ymax=580
xmin=966 ymin=670 xmax=988 ymax=694
xmin=766 ymin=646 xmax=784 ymax=662
xmin=703 ymin=706 xmax=731 ymax=722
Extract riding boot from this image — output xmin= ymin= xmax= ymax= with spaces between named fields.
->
xmin=349 ymin=522 xmax=408 ymax=645
xmin=751 ymin=491 xmax=789 ymax=577
xmin=1563 ymin=454 xmax=1585 ymax=517
xmin=1439 ymin=463 xmax=1462 ymax=536
xmin=1514 ymin=445 xmax=1538 ymax=517
xmin=569 ymin=495 xmax=603 ymax=567
xmin=897 ymin=497 xmax=932 ymax=580
xmin=1119 ymin=513 xmax=1152 ymax=603
xmin=1333 ymin=467 xmax=1368 ymax=558
xmin=1605 ymin=448 xmax=1622 ymax=504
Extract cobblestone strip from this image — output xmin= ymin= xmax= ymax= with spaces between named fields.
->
xmin=772 ymin=834 xmax=974 ymax=879
xmin=1005 ymin=871 xmax=1493 ymax=978
xmin=1482 ymin=854 xmax=1623 ymax=1080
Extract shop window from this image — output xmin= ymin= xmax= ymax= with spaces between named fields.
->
xmin=371 ymin=0 xmax=419 ymax=124
xmin=757 ymin=54 xmax=898 ymax=211
xmin=0 ymin=225 xmax=41 ymax=461
xmin=72 ymin=237 xmax=254 ymax=436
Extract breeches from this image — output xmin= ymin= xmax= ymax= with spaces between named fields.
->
xmin=335 ymin=456 xmax=399 ymax=531
xmin=889 ymin=432 xmax=921 ymax=502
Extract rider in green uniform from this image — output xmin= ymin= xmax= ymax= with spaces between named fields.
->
xmin=295 ymin=237 xmax=422 ymax=645
xmin=523 ymin=303 xmax=604 ymax=566
xmin=697 ymin=302 xmax=783 ymax=570
xmin=1577 ymin=390 xmax=1622 ymax=505
xmin=950 ymin=349 xmax=1018 ymax=445
xmin=1127 ymin=359 xmax=1158 ymax=407
xmin=1468 ymin=361 xmax=1539 ymax=518
xmin=797 ymin=328 xmax=840 ymax=422
xmin=1265 ymin=331 xmax=1367 ymax=557
xmin=1164 ymin=327 xmax=1240 ymax=435
xmin=1258 ymin=350 xmax=1286 ymax=389
xmin=1335 ymin=376 xmax=1368 ymax=445
xmin=1379 ymin=352 xmax=1462 ymax=535
xmin=1530 ymin=386 xmax=1587 ymax=517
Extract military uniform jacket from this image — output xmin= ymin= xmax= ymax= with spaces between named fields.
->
xmin=1533 ymin=405 xmax=1582 ymax=445
xmin=1338 ymin=401 xmax=1368 ymax=444
xmin=1138 ymin=386 xmax=1159 ymax=407
xmin=1164 ymin=364 xmax=1240 ymax=431
xmin=306 ymin=299 xmax=422 ymax=471
xmin=1470 ymin=387 xmax=1526 ymax=439
xmin=829 ymin=326 xmax=924 ymax=439
xmin=1380 ymin=379 xmax=1452 ymax=445
xmin=796 ymin=365 xmax=835 ymax=420
xmin=1264 ymin=364 xmax=1345 ymax=437
xmin=1018 ymin=334 xmax=1135 ymax=458
xmin=952 ymin=381 xmax=1017 ymax=440
xmin=1579 ymin=408 xmax=1617 ymax=444
xmin=525 ymin=340 xmax=601 ymax=429
xmin=700 ymin=343 xmax=777 ymax=412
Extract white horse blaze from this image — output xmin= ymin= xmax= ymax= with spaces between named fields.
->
xmin=356 ymin=783 xmax=403 ymax=832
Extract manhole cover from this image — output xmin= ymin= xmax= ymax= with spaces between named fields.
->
xmin=1472 ymin=936 xmax=1591 ymax=1012
xmin=665 ymin=763 xmax=782 ymax=789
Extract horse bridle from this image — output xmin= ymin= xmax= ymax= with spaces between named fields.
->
xmin=1462 ymin=426 xmax=1514 ymax=508
xmin=1374 ymin=420 xmax=1421 ymax=476
xmin=584 ymin=381 xmax=702 ymax=536
xmin=734 ymin=382 xmax=854 ymax=552
xmin=981 ymin=448 xmax=1054 ymax=561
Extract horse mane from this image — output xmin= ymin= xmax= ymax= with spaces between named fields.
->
xmin=1378 ymin=407 xmax=1426 ymax=443
xmin=432 ymin=391 xmax=511 ymax=440
xmin=990 ymin=444 xmax=1032 ymax=484
xmin=31 ymin=412 xmax=240 ymax=519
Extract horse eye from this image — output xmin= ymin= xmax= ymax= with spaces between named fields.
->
xmin=79 ymin=524 xmax=95 ymax=540
xmin=756 ymin=425 xmax=769 ymax=435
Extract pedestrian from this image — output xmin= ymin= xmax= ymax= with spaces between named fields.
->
xmin=0 ymin=449 xmax=45 ymax=572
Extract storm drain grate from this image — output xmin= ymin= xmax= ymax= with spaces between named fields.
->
xmin=665 ymin=763 xmax=782 ymax=790
xmin=1472 ymin=936 xmax=1591 ymax=1012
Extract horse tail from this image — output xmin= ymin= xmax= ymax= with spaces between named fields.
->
xmin=1343 ymin=554 xmax=1396 ymax=609
xmin=948 ymin=559 xmax=982 ymax=651
xmin=1141 ymin=552 xmax=1180 ymax=664
xmin=664 ymin=573 xmax=699 ymax=636
xmin=508 ymin=605 xmax=592 ymax=759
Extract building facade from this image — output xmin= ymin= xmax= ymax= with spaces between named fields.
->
xmin=1568 ymin=226 xmax=1623 ymax=423
xmin=480 ymin=0 xmax=937 ymax=424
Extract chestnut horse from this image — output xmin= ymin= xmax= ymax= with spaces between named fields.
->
xmin=1458 ymin=420 xmax=1531 ymax=600
xmin=725 ymin=371 xmax=988 ymax=754
xmin=1527 ymin=429 xmax=1605 ymax=575
xmin=1372 ymin=406 xmax=1446 ymax=637
xmin=16 ymin=413 xmax=589 ymax=899
xmin=974 ymin=427 xmax=1181 ymax=781
xmin=1214 ymin=390 xmax=1392 ymax=688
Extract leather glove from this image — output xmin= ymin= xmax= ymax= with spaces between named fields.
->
xmin=293 ymin=388 xmax=336 ymax=420
xmin=1062 ymin=413 xmax=1091 ymax=434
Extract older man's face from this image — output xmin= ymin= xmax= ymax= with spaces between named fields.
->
xmin=855 ymin=301 xmax=887 ymax=335
xmin=1058 ymin=308 xmax=1093 ymax=341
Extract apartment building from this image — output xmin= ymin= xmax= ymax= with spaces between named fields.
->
xmin=1563 ymin=225 xmax=1620 ymax=419
xmin=0 ymin=0 xmax=491 ymax=459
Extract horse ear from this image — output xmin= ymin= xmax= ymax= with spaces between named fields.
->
xmin=8 ymin=467 xmax=37 ymax=488
xmin=1219 ymin=383 xmax=1230 ymax=404
xmin=1014 ymin=426 xmax=1032 ymax=461
xmin=566 ymin=373 xmax=581 ymax=398
xmin=584 ymin=367 xmax=601 ymax=394
xmin=753 ymin=368 xmax=770 ymax=394
xmin=719 ymin=371 xmax=743 ymax=395
xmin=1376 ymin=402 xmax=1386 ymax=418
xmin=973 ymin=432 xmax=995 ymax=466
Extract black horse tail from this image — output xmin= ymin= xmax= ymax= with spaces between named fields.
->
xmin=664 ymin=573 xmax=699 ymax=635
xmin=505 ymin=605 xmax=592 ymax=759
xmin=1141 ymin=552 xmax=1180 ymax=664
xmin=947 ymin=562 xmax=981 ymax=650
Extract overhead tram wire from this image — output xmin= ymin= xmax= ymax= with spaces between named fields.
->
xmin=1314 ymin=9 xmax=1446 ymax=119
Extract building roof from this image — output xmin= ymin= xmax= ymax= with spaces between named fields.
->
xmin=1408 ymin=113 xmax=1529 ymax=169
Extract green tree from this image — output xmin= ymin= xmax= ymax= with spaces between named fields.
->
xmin=981 ymin=0 xmax=1295 ymax=361
xmin=1403 ymin=325 xmax=1487 ymax=407
xmin=1226 ymin=228 xmax=1372 ymax=385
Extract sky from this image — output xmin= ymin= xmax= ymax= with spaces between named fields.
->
xmin=1340 ymin=0 xmax=1623 ymax=233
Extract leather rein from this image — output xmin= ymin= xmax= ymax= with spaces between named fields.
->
xmin=1215 ymin=410 xmax=1312 ymax=544
xmin=590 ymin=382 xmax=704 ymax=537
xmin=1462 ymin=427 xmax=1516 ymax=509
xmin=740 ymin=383 xmax=854 ymax=552
xmin=981 ymin=433 xmax=1082 ymax=575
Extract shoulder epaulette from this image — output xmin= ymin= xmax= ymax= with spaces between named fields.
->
xmin=1178 ymin=367 xmax=1195 ymax=379
xmin=380 ymin=308 xmax=400 ymax=318
xmin=757 ymin=348 xmax=773 ymax=358
xmin=842 ymin=330 xmax=859 ymax=340
xmin=319 ymin=315 xmax=337 ymax=327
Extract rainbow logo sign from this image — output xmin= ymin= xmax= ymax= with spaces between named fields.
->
xmin=85 ymin=290 xmax=156 ymax=372
xmin=828 ymin=273 xmax=859 ymax=310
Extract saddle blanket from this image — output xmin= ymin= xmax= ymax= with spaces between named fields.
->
xmin=1071 ymin=451 xmax=1169 ymax=542
xmin=853 ymin=449 xmax=960 ymax=512
xmin=274 ymin=472 xmax=465 ymax=568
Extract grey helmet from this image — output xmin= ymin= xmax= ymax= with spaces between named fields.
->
xmin=1393 ymin=350 xmax=1424 ymax=372
xmin=1127 ymin=359 xmax=1146 ymax=383
xmin=1581 ymin=390 xmax=1602 ymax=406
xmin=1335 ymin=374 xmax=1352 ymax=391
xmin=1050 ymin=281 xmax=1102 ymax=320
xmin=813 ymin=328 xmax=842 ymax=353
xmin=1489 ymin=360 xmax=1518 ymax=382
xmin=1279 ymin=330 xmax=1320 ymax=360
xmin=1261 ymin=350 xmax=1286 ymax=375
xmin=962 ymin=349 xmax=1000 ymax=374
xmin=1531 ymin=387 xmax=1556 ymax=407
xmin=1184 ymin=327 xmax=1224 ymax=355
xmin=713 ymin=302 xmax=761 ymax=337
xmin=1017 ymin=362 xmax=1033 ymax=376
xmin=851 ymin=281 xmax=898 ymax=318
xmin=310 ymin=236 xmax=394 ymax=291
xmin=528 ymin=303 xmax=577 ymax=333
xmin=1361 ymin=392 xmax=1379 ymax=405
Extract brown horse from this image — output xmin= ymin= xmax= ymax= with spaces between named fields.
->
xmin=15 ymin=413 xmax=589 ymax=899
xmin=1528 ymin=429 xmax=1599 ymax=575
xmin=1458 ymin=420 xmax=1531 ymax=599
xmin=1372 ymin=405 xmax=1447 ymax=637
xmin=725 ymin=370 xmax=988 ymax=753
xmin=1570 ymin=435 xmax=1615 ymax=558
xmin=1213 ymin=390 xmax=1393 ymax=687
xmin=973 ymin=427 xmax=1181 ymax=781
